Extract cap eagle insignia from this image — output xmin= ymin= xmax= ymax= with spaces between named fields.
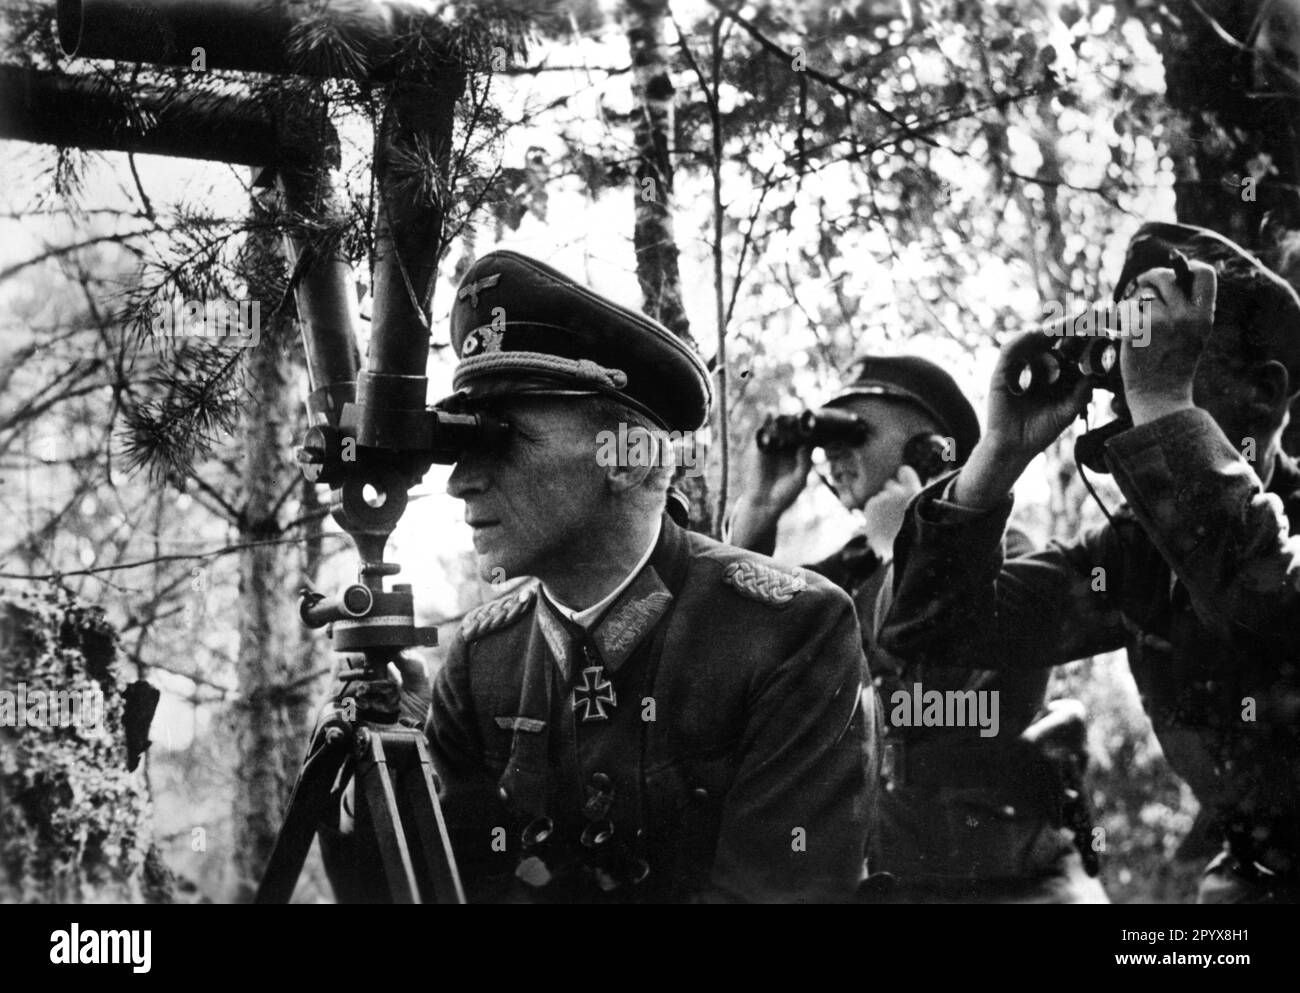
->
xmin=457 ymin=272 xmax=501 ymax=307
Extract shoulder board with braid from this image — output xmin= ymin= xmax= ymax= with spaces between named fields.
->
xmin=722 ymin=560 xmax=808 ymax=607
xmin=460 ymin=582 xmax=538 ymax=642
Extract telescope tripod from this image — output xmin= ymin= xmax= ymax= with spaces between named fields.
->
xmin=255 ymin=467 xmax=466 ymax=904
xmin=254 ymin=666 xmax=464 ymax=904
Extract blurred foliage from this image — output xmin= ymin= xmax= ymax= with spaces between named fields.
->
xmin=1049 ymin=656 xmax=1203 ymax=903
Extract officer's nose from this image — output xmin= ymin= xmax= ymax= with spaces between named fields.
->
xmin=447 ymin=454 xmax=490 ymax=498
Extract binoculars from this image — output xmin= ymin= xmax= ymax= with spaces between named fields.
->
xmin=755 ymin=408 xmax=869 ymax=453
xmin=1004 ymin=331 xmax=1124 ymax=398
xmin=1001 ymin=293 xmax=1161 ymax=397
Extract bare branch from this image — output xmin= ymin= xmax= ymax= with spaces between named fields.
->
xmin=0 ymin=230 xmax=153 ymax=283
xmin=0 ymin=532 xmax=353 ymax=581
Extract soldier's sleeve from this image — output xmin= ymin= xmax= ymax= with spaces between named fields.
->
xmin=879 ymin=475 xmax=1127 ymax=670
xmin=425 ymin=634 xmax=506 ymax=885
xmin=707 ymin=586 xmax=875 ymax=903
xmin=1105 ymin=407 xmax=1300 ymax=650
xmin=870 ymin=522 xmax=1037 ymax=656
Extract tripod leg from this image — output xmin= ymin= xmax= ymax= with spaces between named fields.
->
xmin=355 ymin=731 xmax=422 ymax=903
xmin=397 ymin=734 xmax=466 ymax=904
xmin=255 ymin=731 xmax=349 ymax=904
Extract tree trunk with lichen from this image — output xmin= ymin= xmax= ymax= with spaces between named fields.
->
xmin=0 ymin=588 xmax=172 ymax=902
xmin=626 ymin=0 xmax=714 ymax=533
xmin=228 ymin=193 xmax=317 ymax=902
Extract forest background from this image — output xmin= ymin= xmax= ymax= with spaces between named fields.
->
xmin=3 ymin=0 xmax=1298 ymax=902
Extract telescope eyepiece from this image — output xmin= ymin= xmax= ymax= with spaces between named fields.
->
xmin=426 ymin=408 xmax=511 ymax=465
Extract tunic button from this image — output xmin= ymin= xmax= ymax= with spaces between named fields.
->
xmin=691 ymin=787 xmax=710 ymax=803
xmin=498 ymin=786 xmax=510 ymax=803
xmin=581 ymin=819 xmax=615 ymax=848
xmin=521 ymin=816 xmax=554 ymax=849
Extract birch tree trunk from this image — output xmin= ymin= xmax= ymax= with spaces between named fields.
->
xmin=626 ymin=0 xmax=714 ymax=532
xmin=627 ymin=0 xmax=693 ymax=344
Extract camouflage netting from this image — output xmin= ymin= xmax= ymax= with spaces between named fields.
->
xmin=0 ymin=586 xmax=172 ymax=902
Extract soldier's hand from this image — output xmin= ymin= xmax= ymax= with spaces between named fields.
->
xmin=1119 ymin=260 xmax=1217 ymax=425
xmin=327 ymin=652 xmax=432 ymax=730
xmin=728 ymin=423 xmax=815 ymax=553
xmin=952 ymin=331 xmax=1093 ymax=509
xmin=863 ymin=465 xmax=923 ymax=562
xmin=986 ymin=329 xmax=1096 ymax=459
xmin=389 ymin=652 xmax=432 ymax=727
xmin=751 ymin=415 xmax=816 ymax=513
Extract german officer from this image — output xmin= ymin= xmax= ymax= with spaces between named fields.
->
xmin=421 ymin=250 xmax=876 ymax=903
xmin=730 ymin=356 xmax=1107 ymax=902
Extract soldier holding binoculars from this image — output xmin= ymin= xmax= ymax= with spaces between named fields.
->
xmin=730 ymin=357 xmax=1107 ymax=902
xmin=879 ymin=222 xmax=1300 ymax=903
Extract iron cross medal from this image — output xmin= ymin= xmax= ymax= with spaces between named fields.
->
xmin=573 ymin=665 xmax=617 ymax=722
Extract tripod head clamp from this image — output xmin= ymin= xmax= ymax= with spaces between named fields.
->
xmin=299 ymin=580 xmax=436 ymax=653
xmin=295 ymin=400 xmax=437 ymax=660
xmin=293 ymin=393 xmax=507 ymax=662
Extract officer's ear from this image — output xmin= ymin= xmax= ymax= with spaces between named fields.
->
xmin=604 ymin=426 xmax=669 ymax=495
xmin=1246 ymin=359 xmax=1290 ymax=425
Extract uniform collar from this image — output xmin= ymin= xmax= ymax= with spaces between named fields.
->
xmin=535 ymin=515 xmax=683 ymax=678
xmin=542 ymin=519 xmax=662 ymax=628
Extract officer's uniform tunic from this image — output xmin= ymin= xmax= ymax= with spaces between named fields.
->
xmin=323 ymin=248 xmax=879 ymax=903
xmin=429 ymin=516 xmax=879 ymax=903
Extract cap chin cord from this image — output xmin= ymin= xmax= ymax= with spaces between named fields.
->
xmin=455 ymin=351 xmax=628 ymax=391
